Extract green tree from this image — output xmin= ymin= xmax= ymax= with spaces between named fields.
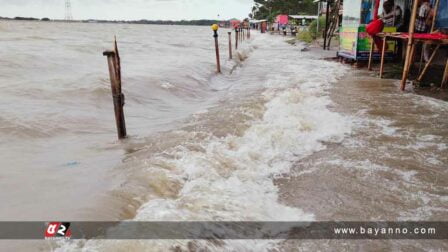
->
xmin=252 ymin=0 xmax=318 ymax=20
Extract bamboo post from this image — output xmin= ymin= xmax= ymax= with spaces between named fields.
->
xmin=235 ymin=28 xmax=238 ymax=49
xmin=103 ymin=37 xmax=127 ymax=139
xmin=417 ymin=44 xmax=440 ymax=81
xmin=442 ymin=59 xmax=448 ymax=88
xmin=211 ymin=24 xmax=221 ymax=73
xmin=368 ymin=38 xmax=375 ymax=71
xmin=380 ymin=36 xmax=387 ymax=78
xmin=228 ymin=32 xmax=232 ymax=59
xmin=430 ymin=0 xmax=441 ymax=32
xmin=248 ymin=28 xmax=251 ymax=39
xmin=400 ymin=0 xmax=419 ymax=91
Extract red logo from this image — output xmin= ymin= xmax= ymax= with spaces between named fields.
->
xmin=45 ymin=222 xmax=72 ymax=240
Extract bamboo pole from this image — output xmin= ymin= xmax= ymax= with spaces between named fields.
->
xmin=380 ymin=36 xmax=387 ymax=78
xmin=400 ymin=0 xmax=419 ymax=91
xmin=228 ymin=32 xmax=232 ymax=59
xmin=417 ymin=44 xmax=440 ymax=82
xmin=442 ymin=59 xmax=448 ymax=88
xmin=368 ymin=39 xmax=375 ymax=71
xmin=103 ymin=38 xmax=127 ymax=139
xmin=430 ymin=0 xmax=440 ymax=32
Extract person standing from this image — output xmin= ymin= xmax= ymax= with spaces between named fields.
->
xmin=381 ymin=0 xmax=403 ymax=28
xmin=415 ymin=0 xmax=431 ymax=33
xmin=415 ymin=0 xmax=433 ymax=62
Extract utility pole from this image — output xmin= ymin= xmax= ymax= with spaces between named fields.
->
xmin=65 ymin=0 xmax=73 ymax=21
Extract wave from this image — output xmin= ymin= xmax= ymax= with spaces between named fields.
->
xmin=56 ymin=35 xmax=351 ymax=251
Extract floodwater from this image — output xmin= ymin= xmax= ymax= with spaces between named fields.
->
xmin=0 ymin=21 xmax=447 ymax=251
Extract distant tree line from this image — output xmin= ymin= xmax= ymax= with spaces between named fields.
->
xmin=89 ymin=19 xmax=221 ymax=26
xmin=250 ymin=0 xmax=318 ymax=21
xmin=0 ymin=17 xmax=221 ymax=26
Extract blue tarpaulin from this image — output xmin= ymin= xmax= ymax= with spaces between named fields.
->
xmin=436 ymin=0 xmax=448 ymax=28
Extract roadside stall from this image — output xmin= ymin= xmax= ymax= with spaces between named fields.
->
xmin=338 ymin=0 xmax=405 ymax=60
xmin=366 ymin=0 xmax=448 ymax=90
xmin=289 ymin=15 xmax=319 ymax=27
xmin=250 ymin=20 xmax=268 ymax=33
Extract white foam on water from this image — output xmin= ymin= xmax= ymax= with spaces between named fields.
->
xmin=160 ymin=81 xmax=175 ymax=89
xmin=56 ymin=34 xmax=352 ymax=252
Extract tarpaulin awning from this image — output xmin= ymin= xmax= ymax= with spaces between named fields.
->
xmin=276 ymin=15 xmax=289 ymax=25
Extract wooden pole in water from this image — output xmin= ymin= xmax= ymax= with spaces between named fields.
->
xmin=400 ymin=0 xmax=419 ymax=91
xmin=239 ymin=27 xmax=242 ymax=42
xmin=235 ymin=28 xmax=238 ymax=49
xmin=228 ymin=32 xmax=233 ymax=59
xmin=248 ymin=27 xmax=251 ymax=39
xmin=103 ymin=37 xmax=127 ymax=139
xmin=212 ymin=24 xmax=221 ymax=73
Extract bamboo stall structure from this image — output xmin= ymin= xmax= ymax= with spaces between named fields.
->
xmin=367 ymin=0 xmax=448 ymax=90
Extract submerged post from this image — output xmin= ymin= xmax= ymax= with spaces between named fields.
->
xmin=212 ymin=24 xmax=221 ymax=73
xmin=103 ymin=37 xmax=127 ymax=139
xmin=235 ymin=27 xmax=238 ymax=49
xmin=228 ymin=32 xmax=233 ymax=59
xmin=239 ymin=27 xmax=242 ymax=42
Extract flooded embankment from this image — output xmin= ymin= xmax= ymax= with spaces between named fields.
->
xmin=0 ymin=21 xmax=447 ymax=251
xmin=278 ymin=65 xmax=448 ymax=251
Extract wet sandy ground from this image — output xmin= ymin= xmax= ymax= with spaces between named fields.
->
xmin=277 ymin=67 xmax=448 ymax=251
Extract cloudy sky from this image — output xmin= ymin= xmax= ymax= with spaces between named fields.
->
xmin=0 ymin=0 xmax=254 ymax=20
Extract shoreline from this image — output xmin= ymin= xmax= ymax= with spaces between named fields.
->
xmin=276 ymin=49 xmax=448 ymax=250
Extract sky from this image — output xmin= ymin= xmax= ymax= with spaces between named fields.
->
xmin=0 ymin=0 xmax=254 ymax=20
